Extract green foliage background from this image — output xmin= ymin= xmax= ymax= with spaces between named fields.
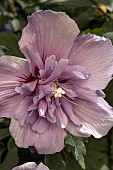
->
xmin=0 ymin=0 xmax=113 ymax=170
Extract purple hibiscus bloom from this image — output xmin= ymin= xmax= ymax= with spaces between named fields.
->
xmin=0 ymin=10 xmax=113 ymax=154
xmin=12 ymin=162 xmax=49 ymax=170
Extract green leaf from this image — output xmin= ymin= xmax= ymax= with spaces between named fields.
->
xmin=85 ymin=137 xmax=109 ymax=170
xmin=65 ymin=134 xmax=75 ymax=146
xmin=110 ymin=129 xmax=113 ymax=169
xmin=104 ymin=79 xmax=113 ymax=107
xmin=0 ymin=128 xmax=10 ymax=141
xmin=46 ymin=0 xmax=94 ymax=8
xmin=0 ymin=33 xmax=19 ymax=49
xmin=11 ymin=18 xmax=20 ymax=32
xmin=65 ymin=135 xmax=86 ymax=169
xmin=0 ymin=118 xmax=10 ymax=128
xmin=104 ymin=32 xmax=113 ymax=43
xmin=0 ymin=147 xmax=19 ymax=170
xmin=81 ymin=27 xmax=107 ymax=36
xmin=74 ymin=8 xmax=94 ymax=29
xmin=45 ymin=152 xmax=66 ymax=170
xmin=103 ymin=20 xmax=113 ymax=32
xmin=7 ymin=137 xmax=16 ymax=150
xmin=64 ymin=152 xmax=82 ymax=170
xmin=15 ymin=0 xmax=27 ymax=9
xmin=100 ymin=165 xmax=110 ymax=170
xmin=29 ymin=146 xmax=37 ymax=153
xmin=0 ymin=16 xmax=9 ymax=27
xmin=0 ymin=143 xmax=6 ymax=163
xmin=90 ymin=27 xmax=107 ymax=35
xmin=0 ymin=32 xmax=24 ymax=58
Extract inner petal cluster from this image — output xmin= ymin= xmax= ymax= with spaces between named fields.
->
xmin=15 ymin=55 xmax=90 ymax=130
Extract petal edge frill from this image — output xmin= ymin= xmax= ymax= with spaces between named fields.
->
xmin=9 ymin=118 xmax=67 ymax=154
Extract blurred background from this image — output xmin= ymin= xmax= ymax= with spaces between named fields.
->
xmin=0 ymin=0 xmax=113 ymax=170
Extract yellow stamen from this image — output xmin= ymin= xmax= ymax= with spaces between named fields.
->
xmin=52 ymin=83 xmax=65 ymax=98
xmin=54 ymin=87 xmax=65 ymax=98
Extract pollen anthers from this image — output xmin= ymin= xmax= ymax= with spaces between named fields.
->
xmin=52 ymin=83 xmax=65 ymax=98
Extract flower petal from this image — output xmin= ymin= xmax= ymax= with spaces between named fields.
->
xmin=9 ymin=118 xmax=67 ymax=154
xmin=38 ymin=99 xmax=47 ymax=117
xmin=58 ymin=83 xmax=77 ymax=98
xmin=19 ymin=10 xmax=80 ymax=61
xmin=73 ymin=97 xmax=113 ymax=138
xmin=0 ymin=94 xmax=22 ymax=118
xmin=69 ymin=34 xmax=113 ymax=90
xmin=14 ymin=97 xmax=33 ymax=126
xmin=12 ymin=162 xmax=37 ymax=170
xmin=55 ymin=106 xmax=68 ymax=128
xmin=60 ymin=98 xmax=81 ymax=125
xmin=15 ymin=81 xmax=37 ymax=96
xmin=12 ymin=162 xmax=49 ymax=170
xmin=0 ymin=56 xmax=30 ymax=81
xmin=60 ymin=65 xmax=89 ymax=81
xmin=20 ymin=46 xmax=44 ymax=75
xmin=37 ymin=163 xmax=49 ymax=170
xmin=39 ymin=59 xmax=69 ymax=84
xmin=39 ymin=55 xmax=57 ymax=78
xmin=65 ymin=121 xmax=90 ymax=137
xmin=46 ymin=99 xmax=57 ymax=123
xmin=0 ymin=56 xmax=31 ymax=118
xmin=76 ymin=87 xmax=103 ymax=103
xmin=31 ymin=118 xmax=50 ymax=134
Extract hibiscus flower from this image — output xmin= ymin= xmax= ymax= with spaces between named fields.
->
xmin=0 ymin=10 xmax=113 ymax=154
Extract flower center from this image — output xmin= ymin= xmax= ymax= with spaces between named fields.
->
xmin=52 ymin=83 xmax=65 ymax=98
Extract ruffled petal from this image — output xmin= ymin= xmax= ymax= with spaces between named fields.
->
xmin=69 ymin=34 xmax=113 ymax=90
xmin=38 ymin=99 xmax=47 ymax=117
xmin=31 ymin=118 xmax=50 ymax=134
xmin=20 ymin=46 xmax=44 ymax=75
xmin=39 ymin=55 xmax=57 ymax=78
xmin=46 ymin=99 xmax=57 ymax=123
xmin=9 ymin=118 xmax=67 ymax=154
xmin=60 ymin=65 xmax=89 ymax=81
xmin=15 ymin=81 xmax=37 ymax=96
xmin=55 ymin=106 xmax=68 ymax=128
xmin=14 ymin=97 xmax=33 ymax=126
xmin=19 ymin=10 xmax=80 ymax=62
xmin=73 ymin=97 xmax=113 ymax=138
xmin=39 ymin=59 xmax=69 ymax=84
